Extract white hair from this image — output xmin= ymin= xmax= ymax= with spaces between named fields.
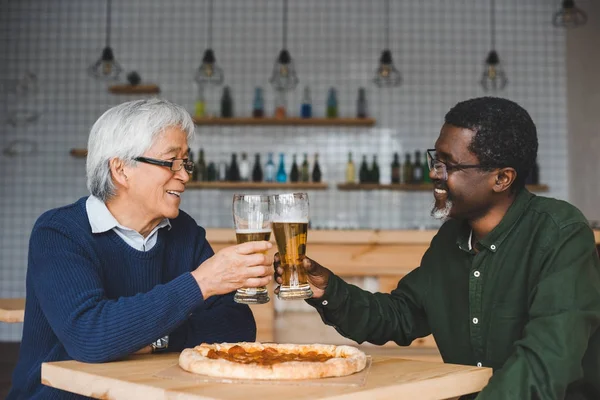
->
xmin=86 ymin=98 xmax=195 ymax=201
xmin=431 ymin=198 xmax=453 ymax=220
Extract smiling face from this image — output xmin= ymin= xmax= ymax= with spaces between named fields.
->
xmin=124 ymin=126 xmax=190 ymax=228
xmin=430 ymin=124 xmax=497 ymax=221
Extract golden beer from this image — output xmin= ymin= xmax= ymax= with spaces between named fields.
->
xmin=272 ymin=222 xmax=313 ymax=299
xmin=234 ymin=229 xmax=271 ymax=304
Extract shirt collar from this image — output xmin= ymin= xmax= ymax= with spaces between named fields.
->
xmin=85 ymin=195 xmax=172 ymax=234
xmin=456 ymin=188 xmax=535 ymax=253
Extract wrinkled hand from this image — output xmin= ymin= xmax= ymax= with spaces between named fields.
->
xmin=273 ymin=253 xmax=331 ymax=299
xmin=192 ymin=241 xmax=273 ymax=300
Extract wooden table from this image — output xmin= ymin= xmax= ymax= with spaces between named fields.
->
xmin=41 ymin=353 xmax=492 ymax=400
xmin=0 ymin=298 xmax=25 ymax=323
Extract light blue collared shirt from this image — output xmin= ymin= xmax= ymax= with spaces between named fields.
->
xmin=85 ymin=195 xmax=171 ymax=251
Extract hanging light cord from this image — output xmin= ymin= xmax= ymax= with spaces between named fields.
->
xmin=282 ymin=0 xmax=288 ymax=49
xmin=490 ymin=0 xmax=495 ymax=50
xmin=206 ymin=0 xmax=213 ymax=49
xmin=105 ymin=0 xmax=112 ymax=47
xmin=384 ymin=0 xmax=390 ymax=49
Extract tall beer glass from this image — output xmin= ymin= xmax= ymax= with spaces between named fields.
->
xmin=232 ymin=194 xmax=271 ymax=304
xmin=271 ymin=192 xmax=313 ymax=300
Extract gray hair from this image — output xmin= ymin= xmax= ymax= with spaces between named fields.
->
xmin=86 ymin=98 xmax=195 ymax=201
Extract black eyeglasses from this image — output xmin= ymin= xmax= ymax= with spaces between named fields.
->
xmin=426 ymin=149 xmax=498 ymax=180
xmin=135 ymin=156 xmax=195 ymax=174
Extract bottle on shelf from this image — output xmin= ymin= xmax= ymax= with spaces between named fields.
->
xmin=300 ymin=153 xmax=310 ymax=182
xmin=220 ymin=86 xmax=234 ymax=118
xmin=345 ymin=152 xmax=355 ymax=183
xmin=188 ymin=150 xmax=198 ymax=181
xmin=402 ymin=152 xmax=413 ymax=184
xmin=356 ymin=87 xmax=368 ymax=118
xmin=312 ymin=153 xmax=322 ymax=183
xmin=218 ymin=154 xmax=229 ymax=182
xmin=276 ymin=153 xmax=287 ymax=183
xmin=326 ymin=88 xmax=338 ymax=118
xmin=370 ymin=155 xmax=380 ymax=184
xmin=207 ymin=161 xmax=217 ymax=182
xmin=265 ymin=152 xmax=276 ymax=182
xmin=229 ymin=153 xmax=241 ymax=182
xmin=359 ymin=154 xmax=370 ymax=184
xmin=391 ymin=152 xmax=401 ymax=184
xmin=195 ymin=84 xmax=206 ymax=118
xmin=252 ymin=87 xmax=265 ymax=118
xmin=412 ymin=150 xmax=424 ymax=184
xmin=196 ymin=148 xmax=207 ymax=182
xmin=252 ymin=153 xmax=263 ymax=182
xmin=239 ymin=152 xmax=250 ymax=181
xmin=290 ymin=154 xmax=300 ymax=182
xmin=274 ymin=90 xmax=286 ymax=119
xmin=300 ymin=86 xmax=312 ymax=118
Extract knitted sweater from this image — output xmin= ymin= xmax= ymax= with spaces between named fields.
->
xmin=8 ymin=197 xmax=256 ymax=399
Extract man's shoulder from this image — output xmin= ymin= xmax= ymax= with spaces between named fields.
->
xmin=527 ymin=195 xmax=589 ymax=229
xmin=35 ymin=197 xmax=89 ymax=230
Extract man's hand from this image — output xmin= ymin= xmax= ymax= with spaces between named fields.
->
xmin=192 ymin=241 xmax=273 ymax=300
xmin=273 ymin=254 xmax=331 ymax=299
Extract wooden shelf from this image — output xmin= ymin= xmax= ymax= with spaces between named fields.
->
xmin=192 ymin=116 xmax=375 ymax=127
xmin=108 ymin=84 xmax=160 ymax=95
xmin=186 ymin=181 xmax=328 ymax=190
xmin=70 ymin=148 xmax=88 ymax=158
xmin=337 ymin=183 xmax=549 ymax=192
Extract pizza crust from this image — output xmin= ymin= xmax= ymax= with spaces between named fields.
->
xmin=179 ymin=342 xmax=367 ymax=380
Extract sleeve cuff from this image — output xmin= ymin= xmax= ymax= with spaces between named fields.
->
xmin=306 ymin=273 xmax=347 ymax=311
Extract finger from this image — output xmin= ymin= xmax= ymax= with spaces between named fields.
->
xmin=243 ymin=275 xmax=272 ymax=288
xmin=273 ymin=252 xmax=280 ymax=263
xmin=234 ymin=240 xmax=273 ymax=255
xmin=274 ymin=285 xmax=281 ymax=295
xmin=243 ymin=265 xmax=271 ymax=279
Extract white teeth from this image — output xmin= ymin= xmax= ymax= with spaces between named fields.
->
xmin=167 ymin=191 xmax=181 ymax=197
xmin=434 ymin=188 xmax=447 ymax=194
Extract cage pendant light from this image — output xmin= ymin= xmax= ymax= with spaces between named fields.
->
xmin=195 ymin=0 xmax=224 ymax=85
xmin=88 ymin=0 xmax=122 ymax=81
xmin=373 ymin=0 xmax=401 ymax=88
xmin=553 ymin=0 xmax=587 ymax=28
xmin=269 ymin=0 xmax=299 ymax=91
xmin=480 ymin=0 xmax=508 ymax=91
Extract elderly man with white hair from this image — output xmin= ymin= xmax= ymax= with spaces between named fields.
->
xmin=8 ymin=99 xmax=273 ymax=399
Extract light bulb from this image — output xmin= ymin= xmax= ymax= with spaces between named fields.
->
xmin=88 ymin=47 xmax=122 ymax=81
xmin=553 ymin=0 xmax=587 ymax=28
xmin=480 ymin=51 xmax=508 ymax=91
xmin=269 ymin=49 xmax=298 ymax=91
xmin=194 ymin=49 xmax=224 ymax=85
xmin=373 ymin=50 xmax=402 ymax=88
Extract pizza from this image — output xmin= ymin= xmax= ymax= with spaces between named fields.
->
xmin=179 ymin=342 xmax=368 ymax=380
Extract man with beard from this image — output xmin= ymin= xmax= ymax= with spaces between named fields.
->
xmin=274 ymin=97 xmax=600 ymax=399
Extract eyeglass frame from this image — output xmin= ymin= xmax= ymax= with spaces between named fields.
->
xmin=426 ymin=149 xmax=501 ymax=181
xmin=134 ymin=156 xmax=195 ymax=174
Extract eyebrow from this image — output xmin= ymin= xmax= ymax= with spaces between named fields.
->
xmin=435 ymin=149 xmax=457 ymax=163
xmin=159 ymin=146 xmax=189 ymax=157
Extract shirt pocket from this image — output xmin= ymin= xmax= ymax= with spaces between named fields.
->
xmin=486 ymin=302 xmax=528 ymax=366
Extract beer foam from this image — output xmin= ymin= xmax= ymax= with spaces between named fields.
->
xmin=235 ymin=228 xmax=272 ymax=234
xmin=271 ymin=218 xmax=309 ymax=224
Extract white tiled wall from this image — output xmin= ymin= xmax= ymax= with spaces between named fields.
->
xmin=0 ymin=0 xmax=568 ymax=340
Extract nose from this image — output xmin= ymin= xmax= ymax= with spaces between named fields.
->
xmin=176 ymin=167 xmax=191 ymax=183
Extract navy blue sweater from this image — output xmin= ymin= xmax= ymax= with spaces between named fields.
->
xmin=8 ymin=197 xmax=256 ymax=399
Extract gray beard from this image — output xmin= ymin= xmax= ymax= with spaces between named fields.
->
xmin=431 ymin=198 xmax=453 ymax=220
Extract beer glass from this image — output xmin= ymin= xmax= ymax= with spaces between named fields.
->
xmin=232 ymin=194 xmax=271 ymax=304
xmin=270 ymin=192 xmax=313 ymax=300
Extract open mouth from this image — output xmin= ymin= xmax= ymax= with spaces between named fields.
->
xmin=166 ymin=190 xmax=182 ymax=198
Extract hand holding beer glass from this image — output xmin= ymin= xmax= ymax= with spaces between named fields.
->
xmin=271 ymin=192 xmax=313 ymax=300
xmin=232 ymin=194 xmax=271 ymax=304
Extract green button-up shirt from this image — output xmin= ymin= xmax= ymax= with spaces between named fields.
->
xmin=308 ymin=189 xmax=600 ymax=399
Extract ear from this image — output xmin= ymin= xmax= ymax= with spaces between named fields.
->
xmin=109 ymin=158 xmax=130 ymax=188
xmin=492 ymin=167 xmax=517 ymax=193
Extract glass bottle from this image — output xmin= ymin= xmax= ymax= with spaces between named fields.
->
xmin=229 ymin=153 xmax=241 ymax=182
xmin=274 ymin=90 xmax=286 ymax=119
xmin=391 ymin=152 xmax=401 ymax=184
xmin=356 ymin=87 xmax=368 ymax=118
xmin=300 ymin=86 xmax=312 ymax=118
xmin=252 ymin=153 xmax=263 ymax=182
xmin=300 ymin=153 xmax=310 ymax=182
xmin=188 ymin=150 xmax=198 ymax=181
xmin=370 ymin=155 xmax=380 ymax=184
xmin=220 ymin=86 xmax=234 ymax=118
xmin=289 ymin=154 xmax=300 ymax=182
xmin=197 ymin=148 xmax=207 ymax=182
xmin=195 ymin=84 xmax=206 ymax=118
xmin=346 ymin=152 xmax=355 ymax=183
xmin=206 ymin=161 xmax=217 ymax=182
xmin=218 ymin=154 xmax=229 ymax=181
xmin=252 ymin=87 xmax=264 ymax=118
xmin=239 ymin=152 xmax=250 ymax=181
xmin=264 ymin=152 xmax=276 ymax=182
xmin=412 ymin=150 xmax=424 ymax=184
xmin=359 ymin=155 xmax=370 ymax=184
xmin=402 ymin=153 xmax=413 ymax=184
xmin=312 ymin=153 xmax=322 ymax=183
xmin=423 ymin=150 xmax=432 ymax=183
xmin=276 ymin=153 xmax=287 ymax=183
xmin=326 ymin=88 xmax=338 ymax=118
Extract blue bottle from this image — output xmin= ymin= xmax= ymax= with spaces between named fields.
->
xmin=252 ymin=87 xmax=264 ymax=117
xmin=300 ymin=86 xmax=312 ymax=118
xmin=276 ymin=153 xmax=287 ymax=183
xmin=265 ymin=153 xmax=276 ymax=182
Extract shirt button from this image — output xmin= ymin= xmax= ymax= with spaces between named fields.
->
xmin=472 ymin=317 xmax=479 ymax=324
xmin=477 ymin=362 xmax=482 ymax=367
xmin=490 ymin=244 xmax=496 ymax=250
xmin=322 ymin=300 xmax=328 ymax=306
xmin=474 ymin=271 xmax=481 ymax=278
